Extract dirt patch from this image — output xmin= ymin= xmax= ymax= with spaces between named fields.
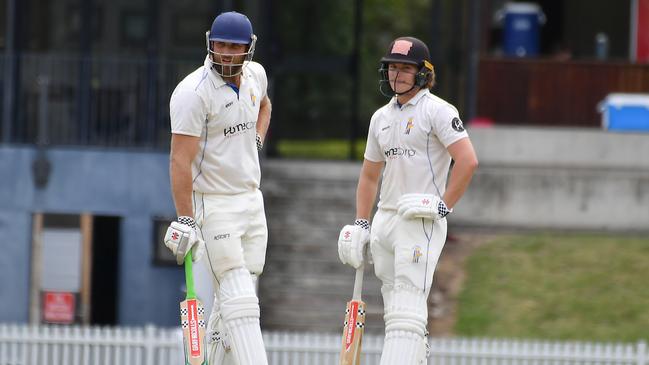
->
xmin=427 ymin=231 xmax=501 ymax=336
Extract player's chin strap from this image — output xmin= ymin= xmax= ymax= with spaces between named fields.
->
xmin=378 ymin=75 xmax=419 ymax=99
xmin=378 ymin=65 xmax=432 ymax=99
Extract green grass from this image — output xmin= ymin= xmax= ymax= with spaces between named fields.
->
xmin=276 ymin=139 xmax=367 ymax=160
xmin=455 ymin=234 xmax=649 ymax=342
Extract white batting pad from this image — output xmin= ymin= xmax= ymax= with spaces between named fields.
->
xmin=207 ymin=300 xmax=236 ymax=365
xmin=380 ymin=330 xmax=427 ymax=365
xmin=380 ymin=284 xmax=428 ymax=365
xmin=219 ymin=268 xmax=268 ymax=365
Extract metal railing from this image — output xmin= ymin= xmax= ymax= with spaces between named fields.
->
xmin=1 ymin=53 xmax=200 ymax=149
xmin=1 ymin=323 xmax=648 ymax=365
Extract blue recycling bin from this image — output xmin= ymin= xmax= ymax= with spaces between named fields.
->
xmin=501 ymin=3 xmax=545 ymax=57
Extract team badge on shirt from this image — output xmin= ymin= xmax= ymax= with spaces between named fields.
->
xmin=250 ymin=90 xmax=257 ymax=106
xmin=451 ymin=117 xmax=465 ymax=132
xmin=412 ymin=245 xmax=423 ymax=263
xmin=404 ymin=117 xmax=414 ymax=134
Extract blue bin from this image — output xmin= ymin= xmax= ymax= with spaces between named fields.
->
xmin=501 ymin=3 xmax=545 ymax=57
xmin=599 ymin=93 xmax=649 ymax=132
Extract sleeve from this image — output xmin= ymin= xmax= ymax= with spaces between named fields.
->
xmin=170 ymin=88 xmax=206 ymax=137
xmin=430 ymin=103 xmax=469 ymax=148
xmin=247 ymin=61 xmax=268 ymax=99
xmin=363 ymin=111 xmax=385 ymax=162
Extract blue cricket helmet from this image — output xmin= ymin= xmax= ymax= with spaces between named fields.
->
xmin=208 ymin=11 xmax=254 ymax=44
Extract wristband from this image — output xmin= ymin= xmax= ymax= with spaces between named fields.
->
xmin=256 ymin=133 xmax=263 ymax=151
xmin=354 ymin=219 xmax=370 ymax=230
xmin=178 ymin=216 xmax=196 ymax=228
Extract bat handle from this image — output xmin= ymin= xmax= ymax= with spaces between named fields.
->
xmin=352 ymin=265 xmax=364 ymax=301
xmin=184 ymin=255 xmax=197 ymax=299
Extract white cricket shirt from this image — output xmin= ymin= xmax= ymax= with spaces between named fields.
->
xmin=364 ymin=89 xmax=469 ymax=210
xmin=170 ymin=57 xmax=268 ymax=195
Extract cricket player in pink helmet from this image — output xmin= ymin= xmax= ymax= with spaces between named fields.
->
xmin=338 ymin=36 xmax=479 ymax=364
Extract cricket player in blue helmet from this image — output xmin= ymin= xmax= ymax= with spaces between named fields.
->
xmin=166 ymin=10 xmax=272 ymax=365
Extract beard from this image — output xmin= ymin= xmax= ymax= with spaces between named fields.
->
xmin=214 ymin=63 xmax=244 ymax=77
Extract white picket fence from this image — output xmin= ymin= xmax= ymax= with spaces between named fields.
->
xmin=1 ymin=323 xmax=648 ymax=365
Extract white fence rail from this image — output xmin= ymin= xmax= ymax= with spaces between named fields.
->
xmin=0 ymin=324 xmax=182 ymax=365
xmin=1 ymin=323 xmax=648 ymax=365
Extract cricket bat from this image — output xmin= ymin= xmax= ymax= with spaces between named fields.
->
xmin=180 ymin=255 xmax=208 ymax=365
xmin=339 ymin=266 xmax=366 ymax=365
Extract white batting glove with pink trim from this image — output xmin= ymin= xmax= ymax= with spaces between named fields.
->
xmin=397 ymin=194 xmax=452 ymax=221
xmin=337 ymin=219 xmax=370 ymax=269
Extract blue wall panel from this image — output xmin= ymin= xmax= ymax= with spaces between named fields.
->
xmin=0 ymin=146 xmax=183 ymax=326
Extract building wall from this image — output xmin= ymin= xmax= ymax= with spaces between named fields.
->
xmin=0 ymin=146 xmax=181 ymax=326
xmin=457 ymin=127 xmax=649 ymax=230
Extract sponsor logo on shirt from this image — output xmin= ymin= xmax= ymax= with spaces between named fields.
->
xmin=214 ymin=233 xmax=231 ymax=241
xmin=224 ymin=121 xmax=256 ymax=137
xmin=384 ymin=146 xmax=416 ymax=159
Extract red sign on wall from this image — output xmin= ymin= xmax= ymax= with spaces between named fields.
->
xmin=43 ymin=292 xmax=76 ymax=324
xmin=635 ymin=0 xmax=649 ymax=62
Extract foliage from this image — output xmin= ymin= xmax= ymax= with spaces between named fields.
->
xmin=266 ymin=0 xmax=437 ymax=140
xmin=276 ymin=139 xmax=366 ymax=160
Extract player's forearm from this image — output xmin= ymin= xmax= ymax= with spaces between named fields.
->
xmin=443 ymin=157 xmax=478 ymax=209
xmin=356 ymin=175 xmax=379 ymax=221
xmin=256 ymin=97 xmax=272 ymax=142
xmin=170 ymin=158 xmax=195 ymax=217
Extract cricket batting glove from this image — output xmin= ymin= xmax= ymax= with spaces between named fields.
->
xmin=337 ymin=219 xmax=371 ymax=269
xmin=164 ymin=216 xmax=206 ymax=264
xmin=397 ymin=193 xmax=452 ymax=221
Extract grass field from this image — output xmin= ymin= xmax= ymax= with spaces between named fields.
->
xmin=455 ymin=234 xmax=649 ymax=342
xmin=276 ymin=139 xmax=366 ymax=160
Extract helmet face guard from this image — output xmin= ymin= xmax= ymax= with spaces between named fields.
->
xmin=378 ymin=60 xmax=434 ymax=97
xmin=378 ymin=37 xmax=434 ymax=97
xmin=205 ymin=11 xmax=257 ymax=77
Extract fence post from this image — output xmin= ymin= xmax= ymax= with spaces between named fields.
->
xmin=144 ymin=325 xmax=156 ymax=365
xmin=638 ymin=341 xmax=647 ymax=365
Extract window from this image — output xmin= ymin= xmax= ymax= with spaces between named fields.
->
xmin=153 ymin=217 xmax=177 ymax=266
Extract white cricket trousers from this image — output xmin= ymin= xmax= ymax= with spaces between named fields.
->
xmin=193 ymin=189 xmax=268 ymax=279
xmin=194 ymin=189 xmax=269 ymax=365
xmin=370 ymin=207 xmax=447 ymax=365
xmin=371 ymin=207 xmax=447 ymax=295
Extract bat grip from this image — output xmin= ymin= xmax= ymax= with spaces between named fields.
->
xmin=352 ymin=265 xmax=364 ymax=300
xmin=184 ymin=255 xmax=197 ymax=299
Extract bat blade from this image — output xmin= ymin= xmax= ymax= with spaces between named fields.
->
xmin=339 ymin=266 xmax=366 ymax=365
xmin=339 ymin=299 xmax=366 ymax=365
xmin=180 ymin=298 xmax=207 ymax=365
xmin=181 ymin=256 xmax=208 ymax=365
